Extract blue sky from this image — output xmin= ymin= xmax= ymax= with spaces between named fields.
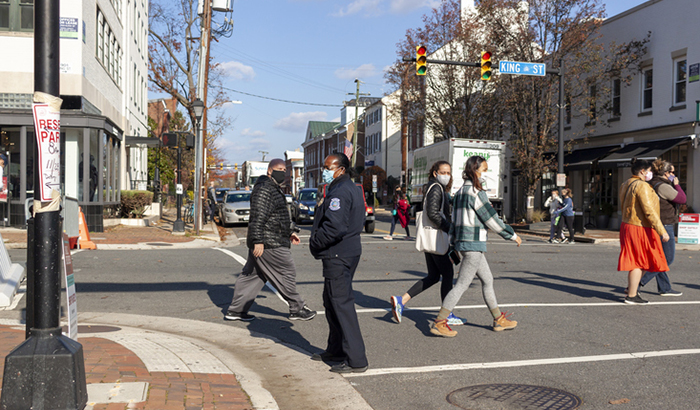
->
xmin=195 ymin=0 xmax=649 ymax=167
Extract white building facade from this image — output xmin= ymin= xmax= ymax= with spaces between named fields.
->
xmin=0 ymin=0 xmax=149 ymax=230
xmin=548 ymin=0 xmax=700 ymax=226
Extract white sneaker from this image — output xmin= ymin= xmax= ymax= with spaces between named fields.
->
xmin=383 ymin=236 xmax=393 ymax=241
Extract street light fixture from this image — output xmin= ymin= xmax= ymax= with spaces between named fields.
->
xmin=193 ymin=98 xmax=204 ymax=122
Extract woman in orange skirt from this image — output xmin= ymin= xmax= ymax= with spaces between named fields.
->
xmin=618 ymin=159 xmax=670 ymax=304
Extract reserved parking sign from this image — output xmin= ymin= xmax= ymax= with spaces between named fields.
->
xmin=678 ymin=213 xmax=700 ymax=244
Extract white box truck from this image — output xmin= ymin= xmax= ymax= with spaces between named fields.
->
xmin=409 ymin=138 xmax=507 ymax=211
xmin=241 ymin=161 xmax=269 ymax=189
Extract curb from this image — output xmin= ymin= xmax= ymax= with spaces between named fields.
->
xmin=77 ymin=312 xmax=374 ymax=410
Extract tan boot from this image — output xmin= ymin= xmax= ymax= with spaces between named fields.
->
xmin=493 ymin=312 xmax=517 ymax=331
xmin=430 ymin=319 xmax=457 ymax=337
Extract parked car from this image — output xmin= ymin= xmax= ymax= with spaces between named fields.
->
xmin=218 ymin=191 xmax=251 ymax=226
xmin=315 ymin=183 xmax=375 ymax=233
xmin=291 ymin=188 xmax=318 ymax=224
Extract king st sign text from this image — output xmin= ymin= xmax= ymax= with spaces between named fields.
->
xmin=498 ymin=61 xmax=546 ymax=77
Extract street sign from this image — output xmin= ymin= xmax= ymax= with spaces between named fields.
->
xmin=556 ymin=173 xmax=567 ymax=187
xmin=498 ymin=61 xmax=546 ymax=77
xmin=176 ymin=184 xmax=183 ymax=195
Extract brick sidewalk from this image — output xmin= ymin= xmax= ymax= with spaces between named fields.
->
xmin=0 ymin=325 xmax=253 ymax=410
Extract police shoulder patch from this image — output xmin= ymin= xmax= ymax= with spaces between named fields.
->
xmin=329 ymin=198 xmax=341 ymax=211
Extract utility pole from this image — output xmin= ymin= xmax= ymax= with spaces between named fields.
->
xmin=348 ymin=79 xmax=370 ymax=170
xmin=194 ymin=0 xmax=212 ymax=235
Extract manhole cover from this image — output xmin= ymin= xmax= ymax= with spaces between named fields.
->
xmin=145 ymin=242 xmax=174 ymax=246
xmin=447 ymin=384 xmax=582 ymax=410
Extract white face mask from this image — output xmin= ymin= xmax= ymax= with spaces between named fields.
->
xmin=436 ymin=174 xmax=451 ymax=187
xmin=644 ymin=171 xmax=653 ymax=182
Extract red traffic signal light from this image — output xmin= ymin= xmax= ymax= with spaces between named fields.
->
xmin=416 ymin=46 xmax=427 ymax=76
xmin=480 ymin=51 xmax=492 ymax=81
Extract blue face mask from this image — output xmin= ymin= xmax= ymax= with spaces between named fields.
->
xmin=322 ymin=168 xmax=336 ymax=184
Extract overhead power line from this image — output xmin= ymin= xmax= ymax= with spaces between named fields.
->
xmin=221 ymin=86 xmax=343 ymax=107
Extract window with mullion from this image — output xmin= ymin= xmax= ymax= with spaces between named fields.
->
xmin=611 ymin=79 xmax=621 ymax=117
xmin=674 ymin=59 xmax=687 ymax=105
xmin=642 ymin=68 xmax=653 ymax=110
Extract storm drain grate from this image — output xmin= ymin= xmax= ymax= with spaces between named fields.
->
xmin=447 ymin=384 xmax=582 ymax=410
xmin=145 ymin=242 xmax=174 ymax=246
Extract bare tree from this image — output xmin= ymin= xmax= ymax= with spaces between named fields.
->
xmin=148 ymin=0 xmax=230 ymax=153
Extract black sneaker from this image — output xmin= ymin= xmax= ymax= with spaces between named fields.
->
xmin=329 ymin=362 xmax=368 ymax=373
xmin=659 ymin=290 xmax=683 ymax=297
xmin=624 ymin=295 xmax=649 ymax=305
xmin=560 ymin=237 xmax=569 ymax=244
xmin=224 ymin=311 xmax=255 ymax=321
xmin=290 ymin=306 xmax=317 ymax=321
xmin=311 ymin=352 xmax=345 ymax=362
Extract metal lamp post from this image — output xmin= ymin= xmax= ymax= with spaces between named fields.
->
xmin=192 ymin=98 xmax=204 ymax=234
xmin=172 ymin=133 xmax=185 ymax=233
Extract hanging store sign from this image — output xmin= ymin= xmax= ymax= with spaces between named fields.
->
xmin=32 ymin=101 xmax=61 ymax=201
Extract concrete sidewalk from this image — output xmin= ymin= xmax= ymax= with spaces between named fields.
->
xmin=0 ymin=207 xmax=238 ymax=250
xmin=0 ymin=312 xmax=374 ymax=410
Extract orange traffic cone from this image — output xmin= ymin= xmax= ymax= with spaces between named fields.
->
xmin=78 ymin=207 xmax=97 ymax=250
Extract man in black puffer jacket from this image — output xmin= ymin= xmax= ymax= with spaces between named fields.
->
xmin=225 ymin=159 xmax=316 ymax=322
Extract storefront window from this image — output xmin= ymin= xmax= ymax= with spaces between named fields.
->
xmin=0 ymin=128 xmax=20 ymax=200
xmin=88 ymin=129 xmax=99 ymax=202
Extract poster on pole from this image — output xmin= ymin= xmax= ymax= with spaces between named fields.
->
xmin=678 ymin=213 xmax=700 ymax=244
xmin=32 ymin=98 xmax=61 ymax=201
xmin=62 ymin=233 xmax=78 ymax=340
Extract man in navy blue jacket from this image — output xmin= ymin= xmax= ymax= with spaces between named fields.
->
xmin=310 ymin=153 xmax=368 ymax=373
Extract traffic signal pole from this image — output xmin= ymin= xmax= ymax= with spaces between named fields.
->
xmin=1 ymin=0 xmax=87 ymax=408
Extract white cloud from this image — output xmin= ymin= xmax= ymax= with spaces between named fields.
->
xmin=335 ymin=64 xmax=379 ymax=80
xmin=240 ymin=128 xmax=266 ymax=137
xmin=273 ymin=111 xmax=328 ymax=132
xmin=333 ymin=0 xmax=437 ymax=16
xmin=219 ymin=61 xmax=256 ymax=81
xmin=333 ymin=0 xmax=382 ymax=16
xmin=388 ymin=0 xmax=440 ymax=14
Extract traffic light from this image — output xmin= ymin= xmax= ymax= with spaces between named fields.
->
xmin=480 ymin=51 xmax=492 ymax=81
xmin=185 ymin=133 xmax=195 ymax=149
xmin=162 ymin=132 xmax=178 ymax=147
xmin=416 ymin=45 xmax=427 ymax=75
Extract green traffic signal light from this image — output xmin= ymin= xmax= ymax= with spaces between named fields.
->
xmin=481 ymin=51 xmax=492 ymax=81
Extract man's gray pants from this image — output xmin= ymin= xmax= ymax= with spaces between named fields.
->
xmin=228 ymin=247 xmax=305 ymax=314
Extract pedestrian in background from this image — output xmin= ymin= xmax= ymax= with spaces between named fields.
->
xmin=544 ymin=189 xmax=562 ymax=243
xmin=554 ymin=188 xmax=575 ymax=244
xmin=618 ymin=159 xmax=670 ymax=305
xmin=225 ymin=159 xmax=317 ymax=322
xmin=384 ymin=191 xmax=411 ymax=240
xmin=430 ymin=156 xmax=521 ymax=338
xmin=207 ymin=180 xmax=218 ymax=222
xmin=390 ymin=161 xmax=466 ymax=326
xmin=310 ymin=153 xmax=368 ymax=373
xmin=638 ymin=159 xmax=685 ymax=296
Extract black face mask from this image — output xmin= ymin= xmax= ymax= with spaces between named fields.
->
xmin=271 ymin=170 xmax=285 ymax=184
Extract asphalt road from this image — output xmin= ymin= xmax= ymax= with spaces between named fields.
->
xmin=8 ymin=214 xmax=700 ymax=409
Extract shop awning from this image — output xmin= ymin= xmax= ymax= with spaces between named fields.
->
xmin=563 ymin=145 xmax=618 ymax=171
xmin=597 ymin=137 xmax=690 ymax=168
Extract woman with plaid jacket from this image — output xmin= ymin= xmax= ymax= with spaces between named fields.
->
xmin=430 ymin=156 xmax=522 ymax=337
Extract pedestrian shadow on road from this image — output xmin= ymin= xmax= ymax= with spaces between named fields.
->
xmin=243 ymin=315 xmax=316 ymax=356
xmin=500 ymin=270 xmax=622 ymax=300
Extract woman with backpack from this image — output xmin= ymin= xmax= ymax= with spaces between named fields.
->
xmin=637 ymin=159 xmax=685 ymax=297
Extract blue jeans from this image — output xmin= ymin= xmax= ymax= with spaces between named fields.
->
xmin=549 ymin=215 xmax=558 ymax=240
xmin=640 ymin=224 xmax=675 ymax=293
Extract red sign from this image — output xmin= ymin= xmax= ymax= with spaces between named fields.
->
xmin=679 ymin=214 xmax=699 ymax=223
